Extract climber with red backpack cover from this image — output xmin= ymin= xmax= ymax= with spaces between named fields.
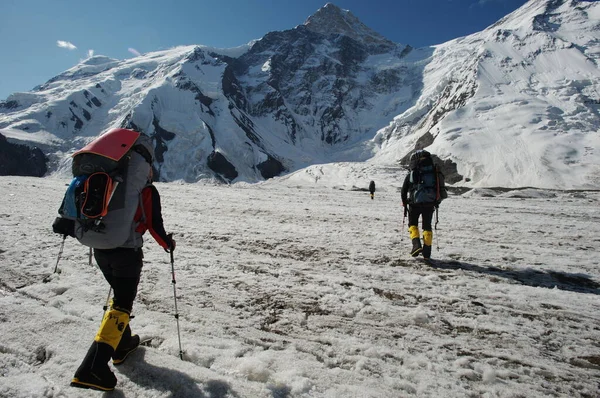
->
xmin=52 ymin=128 xmax=176 ymax=391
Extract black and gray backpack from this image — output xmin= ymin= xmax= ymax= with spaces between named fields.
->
xmin=408 ymin=150 xmax=447 ymax=205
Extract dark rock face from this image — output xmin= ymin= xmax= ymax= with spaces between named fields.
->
xmin=532 ymin=0 xmax=563 ymax=33
xmin=0 ymin=100 xmax=20 ymax=110
xmin=414 ymin=132 xmax=435 ymax=149
xmin=120 ymin=115 xmax=177 ymax=182
xmin=425 ymin=77 xmax=478 ymax=130
xmin=257 ymin=155 xmax=285 ymax=179
xmin=221 ymin=65 xmax=248 ymax=111
xmin=225 ymin=24 xmax=403 ymax=147
xmin=0 ymin=133 xmax=48 ymax=177
xmin=152 ymin=117 xmax=176 ymax=163
xmin=207 ymin=151 xmax=238 ymax=182
xmin=83 ymin=90 xmax=102 ymax=107
xmin=176 ymin=79 xmax=215 ymax=116
xmin=436 ymin=157 xmax=462 ymax=184
xmin=303 ymin=3 xmax=396 ymax=54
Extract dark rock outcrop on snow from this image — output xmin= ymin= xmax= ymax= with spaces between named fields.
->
xmin=0 ymin=100 xmax=20 ymax=110
xmin=207 ymin=151 xmax=238 ymax=182
xmin=0 ymin=133 xmax=47 ymax=177
xmin=257 ymin=155 xmax=286 ymax=180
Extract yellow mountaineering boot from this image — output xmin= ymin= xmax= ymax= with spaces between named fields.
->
xmin=112 ymin=324 xmax=141 ymax=365
xmin=71 ymin=308 xmax=129 ymax=391
xmin=408 ymin=225 xmax=422 ymax=257
xmin=422 ymin=230 xmax=433 ymax=259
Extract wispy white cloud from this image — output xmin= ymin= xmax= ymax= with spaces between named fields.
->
xmin=128 ymin=48 xmax=141 ymax=56
xmin=56 ymin=40 xmax=77 ymax=50
xmin=87 ymin=49 xmax=95 ymax=58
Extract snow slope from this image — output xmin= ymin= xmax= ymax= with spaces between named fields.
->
xmin=374 ymin=0 xmax=600 ymax=189
xmin=1 ymin=175 xmax=599 ymax=397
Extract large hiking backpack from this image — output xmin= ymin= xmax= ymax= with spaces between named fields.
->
xmin=54 ymin=128 xmax=154 ymax=249
xmin=408 ymin=150 xmax=448 ymax=205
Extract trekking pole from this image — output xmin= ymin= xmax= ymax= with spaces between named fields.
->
xmin=45 ymin=236 xmax=67 ymax=283
xmin=103 ymin=287 xmax=112 ymax=312
xmin=99 ymin=286 xmax=112 ymax=326
xmin=401 ymin=205 xmax=407 ymax=241
xmin=435 ymin=206 xmax=440 ymax=250
xmin=168 ymin=237 xmax=184 ymax=360
xmin=53 ymin=235 xmax=66 ymax=274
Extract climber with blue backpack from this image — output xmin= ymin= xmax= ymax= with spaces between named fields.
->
xmin=401 ymin=149 xmax=447 ymax=260
xmin=52 ymin=128 xmax=176 ymax=391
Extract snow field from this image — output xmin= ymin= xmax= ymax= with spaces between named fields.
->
xmin=0 ymin=176 xmax=598 ymax=397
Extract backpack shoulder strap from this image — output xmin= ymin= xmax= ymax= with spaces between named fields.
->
xmin=409 ymin=169 xmax=418 ymax=184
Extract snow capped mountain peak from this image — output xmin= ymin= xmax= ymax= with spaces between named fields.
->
xmin=1 ymin=0 xmax=599 ymax=189
xmin=303 ymin=3 xmax=398 ymax=51
xmin=483 ymin=0 xmax=589 ymax=35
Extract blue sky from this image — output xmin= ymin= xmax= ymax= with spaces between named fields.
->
xmin=0 ymin=0 xmax=528 ymax=100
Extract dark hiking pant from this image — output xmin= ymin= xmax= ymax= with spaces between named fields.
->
xmin=94 ymin=248 xmax=143 ymax=313
xmin=408 ymin=205 xmax=435 ymax=231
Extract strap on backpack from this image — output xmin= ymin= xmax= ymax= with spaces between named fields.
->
xmin=132 ymin=145 xmax=153 ymax=164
